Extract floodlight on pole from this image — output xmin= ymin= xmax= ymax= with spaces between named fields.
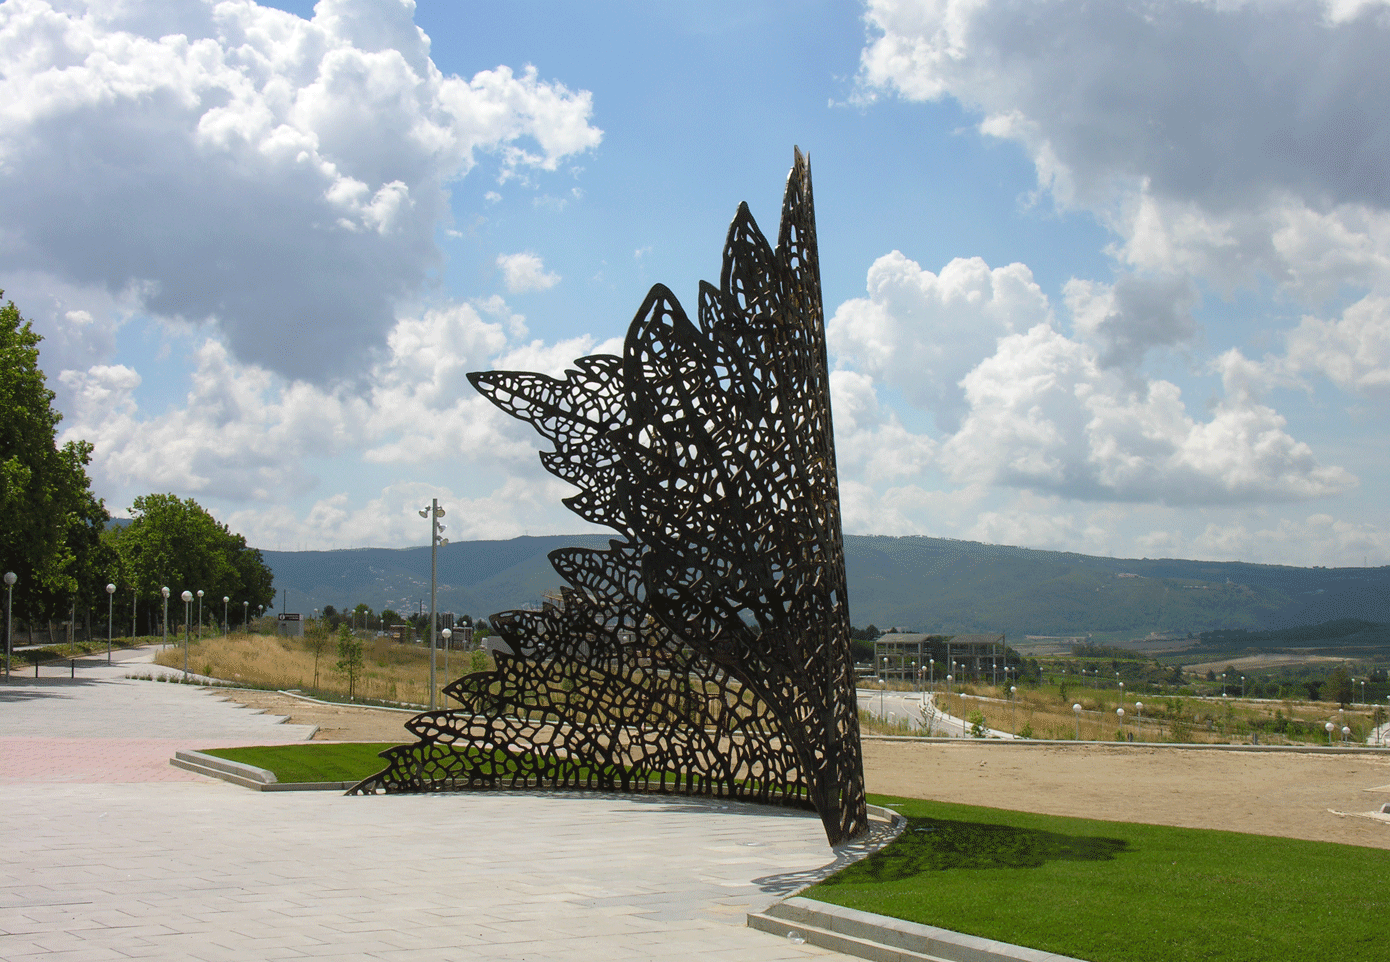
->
xmin=421 ymin=499 xmax=447 ymax=710
xmin=4 ymin=571 xmax=16 ymax=679
xmin=105 ymin=583 xmax=116 ymax=665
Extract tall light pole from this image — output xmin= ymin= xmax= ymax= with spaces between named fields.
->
xmin=105 ymin=583 xmax=116 ymax=664
xmin=222 ymin=596 xmax=229 ymax=635
xmin=419 ymin=499 xmax=447 ymax=710
xmin=161 ymin=586 xmax=170 ymax=649
xmin=242 ymin=601 xmax=248 ymax=632
xmin=929 ymin=657 xmax=934 ymax=691
xmin=441 ymin=627 xmax=452 ymax=688
xmin=1135 ymin=701 xmax=1143 ymax=742
xmin=1010 ymin=685 xmax=1017 ymax=736
xmin=4 ymin=571 xmax=16 ymax=679
xmin=1074 ymin=702 xmax=1082 ymax=740
xmin=196 ymin=589 xmax=204 ymax=640
xmin=181 ymin=590 xmax=193 ymax=678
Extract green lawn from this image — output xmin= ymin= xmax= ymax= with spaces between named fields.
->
xmin=806 ymin=795 xmax=1386 ymax=962
xmin=203 ymin=743 xmax=397 ymax=783
xmin=200 ymin=742 xmax=754 ymax=792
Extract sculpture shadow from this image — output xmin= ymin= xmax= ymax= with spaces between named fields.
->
xmin=817 ymin=816 xmax=1128 ymax=883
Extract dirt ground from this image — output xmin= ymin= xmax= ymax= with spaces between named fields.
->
xmin=217 ymin=688 xmax=1390 ymax=850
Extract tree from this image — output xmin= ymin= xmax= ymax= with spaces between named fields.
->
xmin=306 ymin=622 xmax=331 ymax=689
xmin=112 ymin=494 xmax=274 ymax=624
xmin=0 ymin=294 xmax=109 ymax=632
xmin=1325 ymin=665 xmax=1353 ymax=708
xmin=335 ymin=625 xmax=365 ymax=700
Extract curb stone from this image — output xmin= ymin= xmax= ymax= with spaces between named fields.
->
xmin=170 ymin=749 xmax=357 ymax=791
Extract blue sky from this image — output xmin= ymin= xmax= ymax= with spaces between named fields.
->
xmin=4 ymin=0 xmax=1389 ymax=565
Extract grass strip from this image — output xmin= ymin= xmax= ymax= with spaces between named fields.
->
xmin=201 ymin=742 xmax=773 ymax=796
xmin=202 ymin=743 xmax=399 ymax=783
xmin=805 ymin=795 xmax=1385 ymax=962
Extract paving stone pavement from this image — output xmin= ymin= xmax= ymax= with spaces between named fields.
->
xmin=1 ymin=649 xmax=849 ymax=960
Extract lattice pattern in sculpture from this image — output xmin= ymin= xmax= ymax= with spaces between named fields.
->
xmin=350 ymin=149 xmax=868 ymax=845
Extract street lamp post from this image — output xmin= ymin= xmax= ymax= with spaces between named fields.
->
xmin=1074 ymin=703 xmax=1083 ymax=740
xmin=222 ymin=596 xmax=229 ymax=635
xmin=196 ymin=590 xmax=204 ymax=640
xmin=1325 ymin=721 xmax=1335 ymax=745
xmin=1135 ymin=702 xmax=1143 ymax=742
xmin=180 ymin=590 xmax=193 ymax=678
xmin=1221 ymin=673 xmax=1226 ymax=697
xmin=242 ymin=601 xmax=248 ymax=632
xmin=4 ymin=571 xmax=16 ymax=679
xmin=1117 ymin=706 xmax=1125 ymax=740
xmin=929 ymin=657 xmax=934 ymax=691
xmin=161 ymin=587 xmax=170 ymax=649
xmin=910 ymin=659 xmax=917 ymax=693
xmin=105 ymin=583 xmax=116 ymax=664
xmin=1241 ymin=675 xmax=1246 ymax=698
xmin=419 ymin=499 xmax=448 ymax=710
xmin=1010 ymin=685 xmax=1017 ymax=736
xmin=441 ymin=628 xmax=452 ymax=688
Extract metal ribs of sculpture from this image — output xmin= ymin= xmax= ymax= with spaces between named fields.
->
xmin=350 ymin=150 xmax=868 ymax=845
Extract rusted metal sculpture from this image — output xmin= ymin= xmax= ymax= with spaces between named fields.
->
xmin=350 ymin=149 xmax=868 ymax=845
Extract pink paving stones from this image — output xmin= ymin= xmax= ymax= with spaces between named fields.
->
xmin=0 ymin=737 xmax=289 ymax=784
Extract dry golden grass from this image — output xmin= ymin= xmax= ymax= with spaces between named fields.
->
xmin=861 ymin=679 xmax=1383 ymax=744
xmin=152 ymin=630 xmax=492 ymax=706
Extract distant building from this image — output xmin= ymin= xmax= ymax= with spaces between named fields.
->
xmin=871 ymin=632 xmax=1009 ymax=685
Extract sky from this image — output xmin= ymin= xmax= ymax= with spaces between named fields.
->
xmin=3 ymin=0 xmax=1389 ymax=566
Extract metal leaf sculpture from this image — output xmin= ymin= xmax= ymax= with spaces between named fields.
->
xmin=350 ymin=149 xmax=868 ymax=845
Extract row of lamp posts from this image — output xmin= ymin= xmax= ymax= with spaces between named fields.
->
xmin=4 ymin=570 xmax=252 ymax=681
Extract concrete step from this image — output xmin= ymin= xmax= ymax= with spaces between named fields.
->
xmin=749 ymin=897 xmax=1086 ymax=962
xmin=170 ymin=749 xmax=357 ymax=791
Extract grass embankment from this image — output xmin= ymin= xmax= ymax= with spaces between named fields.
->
xmin=862 ymin=680 xmax=1384 ymax=744
xmin=810 ymin=795 xmax=1384 ymax=962
xmin=152 ymin=631 xmax=493 ymax=706
xmin=12 ymin=636 xmax=150 ymax=666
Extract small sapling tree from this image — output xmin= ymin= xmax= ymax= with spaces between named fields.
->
xmin=335 ymin=624 xmax=365 ymax=700
xmin=305 ymin=622 xmax=331 ymax=690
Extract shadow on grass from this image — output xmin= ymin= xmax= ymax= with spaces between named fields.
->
xmin=819 ymin=817 xmax=1127 ymax=883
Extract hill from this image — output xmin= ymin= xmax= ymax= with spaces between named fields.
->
xmin=257 ymin=534 xmax=1390 ymax=641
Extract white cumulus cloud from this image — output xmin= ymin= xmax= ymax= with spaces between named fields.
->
xmin=859 ymin=0 xmax=1390 ymax=297
xmin=0 ymin=0 xmax=601 ymax=382
xmin=496 ymin=252 xmax=560 ymax=294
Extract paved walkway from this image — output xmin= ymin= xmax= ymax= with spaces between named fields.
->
xmin=1 ymin=649 xmax=848 ymax=961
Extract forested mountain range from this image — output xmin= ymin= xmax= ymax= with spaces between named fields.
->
xmin=259 ymin=534 xmax=1390 ymax=643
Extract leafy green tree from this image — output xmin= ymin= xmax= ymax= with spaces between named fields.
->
xmin=112 ymin=494 xmax=274 ymax=623
xmin=1324 ymin=665 xmax=1353 ymax=708
xmin=335 ymin=624 xmax=365 ymax=699
xmin=0 ymin=294 xmax=108 ymax=631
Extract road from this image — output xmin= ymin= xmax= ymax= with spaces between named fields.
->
xmin=855 ymin=688 xmax=1016 ymax=738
